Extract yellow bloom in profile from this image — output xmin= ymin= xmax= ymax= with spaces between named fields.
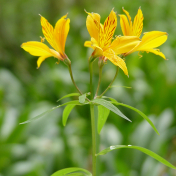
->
xmin=119 ymin=7 xmax=168 ymax=59
xmin=21 ymin=14 xmax=70 ymax=68
xmin=84 ymin=9 xmax=140 ymax=76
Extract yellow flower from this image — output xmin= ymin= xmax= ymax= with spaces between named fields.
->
xmin=84 ymin=9 xmax=140 ymax=76
xmin=119 ymin=7 xmax=168 ymax=59
xmin=21 ymin=14 xmax=70 ymax=68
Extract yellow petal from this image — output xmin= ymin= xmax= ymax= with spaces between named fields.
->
xmin=86 ymin=11 xmax=101 ymax=43
xmin=37 ymin=56 xmax=50 ymax=68
xmin=93 ymin=47 xmax=103 ymax=58
xmin=103 ymin=49 xmax=128 ymax=76
xmin=132 ymin=8 xmax=143 ymax=37
xmin=120 ymin=8 xmax=143 ymax=37
xmin=139 ymin=31 xmax=168 ymax=49
xmin=143 ymin=48 xmax=166 ymax=60
xmin=84 ymin=41 xmax=95 ymax=49
xmin=84 ymin=38 xmax=103 ymax=58
xmin=119 ymin=14 xmax=130 ymax=36
xmin=54 ymin=14 xmax=70 ymax=56
xmin=49 ymin=49 xmax=63 ymax=60
xmin=119 ymin=15 xmax=130 ymax=35
xmin=40 ymin=15 xmax=58 ymax=51
xmin=110 ymin=36 xmax=140 ymax=54
xmin=21 ymin=41 xmax=53 ymax=56
xmin=103 ymin=9 xmax=117 ymax=47
xmin=84 ymin=37 xmax=102 ymax=51
xmin=122 ymin=8 xmax=132 ymax=24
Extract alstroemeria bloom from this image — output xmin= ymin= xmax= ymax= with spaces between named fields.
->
xmin=21 ymin=14 xmax=70 ymax=68
xmin=119 ymin=8 xmax=168 ymax=59
xmin=84 ymin=9 xmax=140 ymax=76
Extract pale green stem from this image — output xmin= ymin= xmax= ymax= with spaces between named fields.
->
xmin=89 ymin=61 xmax=98 ymax=176
xmin=99 ymin=66 xmax=119 ymax=98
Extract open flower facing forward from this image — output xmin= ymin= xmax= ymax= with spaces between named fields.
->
xmin=21 ymin=14 xmax=70 ymax=68
xmin=119 ymin=7 xmax=168 ymax=59
xmin=84 ymin=9 xmax=140 ymax=76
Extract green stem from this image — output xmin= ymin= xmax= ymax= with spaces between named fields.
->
xmin=89 ymin=62 xmax=93 ymax=99
xmin=67 ymin=60 xmax=90 ymax=102
xmin=94 ymin=64 xmax=103 ymax=98
xmin=90 ymin=103 xmax=97 ymax=176
xmin=67 ymin=63 xmax=83 ymax=95
xmin=99 ymin=66 xmax=119 ymax=98
xmin=89 ymin=61 xmax=98 ymax=176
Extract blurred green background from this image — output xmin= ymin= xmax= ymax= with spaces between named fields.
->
xmin=0 ymin=0 xmax=176 ymax=175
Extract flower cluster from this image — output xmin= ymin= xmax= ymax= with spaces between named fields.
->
xmin=21 ymin=8 xmax=168 ymax=76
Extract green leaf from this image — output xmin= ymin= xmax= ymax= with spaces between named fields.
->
xmin=96 ymin=145 xmax=176 ymax=169
xmin=57 ymin=93 xmax=80 ymax=102
xmin=51 ymin=167 xmax=92 ymax=176
xmin=62 ymin=104 xmax=76 ymax=126
xmin=92 ymin=98 xmax=131 ymax=122
xmin=98 ymin=105 xmax=110 ymax=134
xmin=79 ymin=92 xmax=90 ymax=104
xmin=20 ymin=100 xmax=81 ymax=125
xmin=103 ymin=96 xmax=159 ymax=135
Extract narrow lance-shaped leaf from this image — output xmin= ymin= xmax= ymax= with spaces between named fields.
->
xmin=96 ymin=145 xmax=176 ymax=170
xmin=51 ymin=167 xmax=92 ymax=176
xmin=62 ymin=104 xmax=76 ymax=126
xmin=57 ymin=93 xmax=80 ymax=102
xmin=98 ymin=105 xmax=110 ymax=134
xmin=92 ymin=98 xmax=131 ymax=122
xmin=102 ymin=96 xmax=159 ymax=135
xmin=20 ymin=100 xmax=81 ymax=124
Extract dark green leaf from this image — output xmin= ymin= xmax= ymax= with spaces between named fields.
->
xmin=62 ymin=104 xmax=76 ymax=126
xmin=103 ymin=96 xmax=159 ymax=135
xmin=97 ymin=145 xmax=176 ymax=169
xmin=57 ymin=93 xmax=80 ymax=102
xmin=98 ymin=105 xmax=110 ymax=134
xmin=92 ymin=98 xmax=131 ymax=122
xmin=51 ymin=167 xmax=92 ymax=176
xmin=20 ymin=100 xmax=81 ymax=124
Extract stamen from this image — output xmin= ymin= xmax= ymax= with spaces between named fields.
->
xmin=40 ymin=36 xmax=45 ymax=43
